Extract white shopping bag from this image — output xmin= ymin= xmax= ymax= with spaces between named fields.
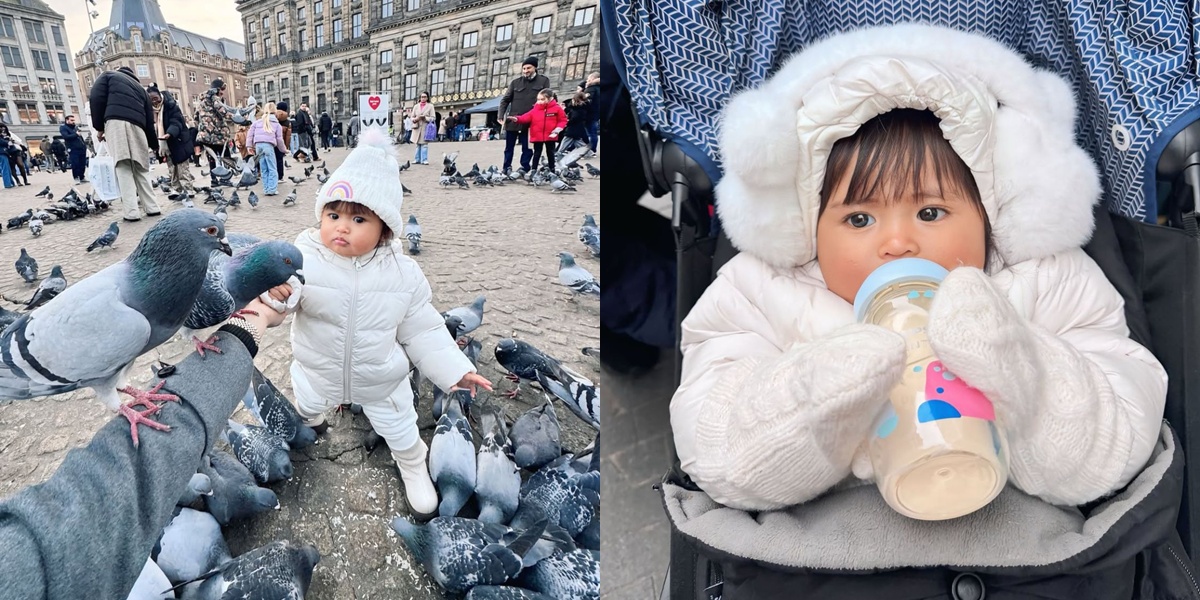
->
xmin=88 ymin=141 xmax=120 ymax=201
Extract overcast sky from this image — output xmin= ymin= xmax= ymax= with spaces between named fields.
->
xmin=44 ymin=0 xmax=244 ymax=55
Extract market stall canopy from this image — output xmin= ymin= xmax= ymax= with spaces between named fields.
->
xmin=462 ymin=95 xmax=503 ymax=115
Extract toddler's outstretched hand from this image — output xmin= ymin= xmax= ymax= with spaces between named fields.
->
xmin=266 ymin=283 xmax=292 ymax=303
xmin=452 ymin=372 xmax=493 ymax=397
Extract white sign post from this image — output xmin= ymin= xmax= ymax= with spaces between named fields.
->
xmin=358 ymin=93 xmax=390 ymax=130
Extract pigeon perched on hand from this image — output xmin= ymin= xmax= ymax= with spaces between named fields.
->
xmin=0 ymin=210 xmax=231 ymax=446
xmin=224 ymin=419 xmax=293 ymax=484
xmin=200 ymin=449 xmax=280 ymax=525
xmin=167 ymin=540 xmax=320 ymax=600
xmin=153 ymin=507 xmax=231 ymax=585
xmin=86 ymin=221 xmax=120 ymax=252
xmin=243 ymin=366 xmax=318 ymax=448
xmin=507 ymin=402 xmax=561 ymax=470
xmin=475 ymin=404 xmax=520 ymax=524
xmin=556 ymin=252 xmax=599 ymax=296
xmin=391 ymin=514 xmax=547 ymax=594
xmin=17 ymin=264 xmax=65 ymax=310
xmin=578 ymin=215 xmax=599 ymax=257
xmin=14 ymin=248 xmax=37 ymax=284
xmin=430 ymin=392 xmax=476 ymax=517
xmin=404 ymin=214 xmax=422 ymax=255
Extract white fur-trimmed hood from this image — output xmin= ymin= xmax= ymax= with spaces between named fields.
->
xmin=716 ymin=23 xmax=1102 ymax=270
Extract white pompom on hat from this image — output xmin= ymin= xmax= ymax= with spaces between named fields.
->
xmin=314 ymin=126 xmax=404 ymax=234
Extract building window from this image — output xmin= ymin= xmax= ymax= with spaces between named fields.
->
xmin=1 ymin=46 xmax=22 ymax=68
xmin=404 ymin=44 xmax=417 ymax=60
xmin=459 ymin=63 xmax=475 ymax=92
xmin=334 ymin=0 xmax=342 ymax=6
xmin=301 ymin=95 xmax=309 ymax=106
xmin=45 ymin=105 xmax=64 ymax=124
xmin=188 ymin=71 xmax=196 ymax=82
xmin=333 ymin=67 xmax=342 ymax=81
xmin=352 ymin=13 xmax=362 ymax=38
xmin=403 ymin=72 xmax=416 ymax=100
xmin=186 ymin=49 xmax=193 ymax=60
xmin=136 ymin=64 xmax=149 ymax=78
xmin=298 ymin=6 xmax=306 ymax=19
xmin=0 ymin=106 xmax=9 ymax=124
xmin=432 ymin=38 xmax=446 ymax=54
xmin=7 ymin=75 xmax=27 ymax=91
xmin=133 ymin=33 xmax=142 ymax=53
xmin=278 ymin=10 xmax=286 ymax=23
xmin=316 ymin=24 xmax=324 ymax=46
xmin=262 ymin=16 xmax=270 ymax=31
xmin=379 ymin=77 xmax=391 ymax=92
xmin=533 ymin=16 xmax=551 ymax=35
xmin=253 ymin=83 xmax=261 ymax=96
xmin=299 ymin=29 xmax=307 ymax=52
xmin=267 ymin=80 xmax=275 ymax=92
xmin=282 ymin=77 xmax=290 ymax=89
xmin=380 ymin=49 xmax=392 ymax=64
xmin=204 ymin=74 xmax=210 ymax=84
xmin=166 ymin=65 xmax=176 ymax=79
xmin=0 ymin=18 xmax=14 ymax=39
xmin=39 ymin=77 xmax=56 ymax=93
xmin=236 ymin=80 xmax=242 ymax=89
xmin=382 ymin=0 xmax=393 ymax=18
xmin=301 ymin=74 xmax=309 ymax=86
xmin=573 ymin=6 xmax=595 ymax=26
xmin=57 ymin=52 xmax=69 ymax=71
xmin=279 ymin=32 xmax=287 ymax=53
xmin=566 ymin=45 xmax=589 ymax=80
xmin=352 ymin=64 xmax=361 ymax=78
xmin=50 ymin=25 xmax=63 ymax=46
xmin=495 ymin=24 xmax=512 ymax=42
xmin=31 ymin=50 xmax=51 ymax=71
xmin=461 ymin=31 xmax=478 ymax=48
xmin=317 ymin=92 xmax=326 ymax=112
xmin=23 ymin=21 xmax=44 ymax=44
xmin=333 ymin=19 xmax=342 ymax=43
xmin=249 ymin=21 xmax=255 ymax=34
xmin=429 ymin=68 xmax=444 ymax=95
xmin=315 ymin=0 xmax=323 ymax=13
xmin=407 ymin=0 xmax=418 ymax=10
xmin=317 ymin=71 xmax=326 ymax=83
xmin=17 ymin=103 xmax=38 ymax=124
xmin=249 ymin=41 xmax=256 ymax=60
xmin=491 ymin=58 xmax=509 ymax=89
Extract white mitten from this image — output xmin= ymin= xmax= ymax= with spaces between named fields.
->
xmin=925 ymin=267 xmax=1124 ymax=505
xmin=258 ymin=275 xmax=303 ymax=313
xmin=692 ymin=323 xmax=906 ymax=510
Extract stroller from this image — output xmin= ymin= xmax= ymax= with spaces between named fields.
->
xmin=605 ymin=1 xmax=1200 ymax=598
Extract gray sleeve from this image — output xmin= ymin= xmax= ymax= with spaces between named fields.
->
xmin=0 ymin=331 xmax=254 ymax=599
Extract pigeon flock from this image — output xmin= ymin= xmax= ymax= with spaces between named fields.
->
xmin=431 ymin=149 xmax=597 ymax=197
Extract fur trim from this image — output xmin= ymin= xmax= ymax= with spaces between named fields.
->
xmin=716 ymin=23 xmax=1101 ymax=270
xmin=314 ymin=126 xmax=404 ymax=234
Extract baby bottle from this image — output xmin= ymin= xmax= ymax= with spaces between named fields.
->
xmin=853 ymin=258 xmax=1009 ymax=520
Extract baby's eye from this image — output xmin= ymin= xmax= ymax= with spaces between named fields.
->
xmin=353 ymin=216 xmax=366 ymax=224
xmin=845 ymin=213 xmax=874 ymax=228
xmin=918 ymin=207 xmax=947 ymax=222
xmin=327 ymin=213 xmax=339 ymax=220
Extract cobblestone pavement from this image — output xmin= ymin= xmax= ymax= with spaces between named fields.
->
xmin=0 ymin=139 xmax=600 ymax=599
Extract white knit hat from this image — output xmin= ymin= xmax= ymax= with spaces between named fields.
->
xmin=314 ymin=126 xmax=404 ymax=234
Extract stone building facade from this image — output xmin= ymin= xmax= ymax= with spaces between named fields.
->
xmin=0 ymin=0 xmax=87 ymax=147
xmin=74 ymin=0 xmax=248 ymax=124
xmin=236 ymin=0 xmax=599 ymax=130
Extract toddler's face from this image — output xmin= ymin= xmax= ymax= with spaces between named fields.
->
xmin=320 ymin=205 xmax=384 ymax=258
xmin=816 ymin=161 xmax=987 ymax=304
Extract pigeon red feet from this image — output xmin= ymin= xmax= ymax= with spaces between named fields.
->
xmin=502 ymin=386 xmax=521 ymax=400
xmin=192 ymin=335 xmax=222 ymax=358
xmin=117 ymin=382 xmax=179 ymax=447
xmin=504 ymin=373 xmax=520 ymax=383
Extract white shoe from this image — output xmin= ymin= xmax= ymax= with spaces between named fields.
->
xmin=392 ymin=440 xmax=438 ymax=519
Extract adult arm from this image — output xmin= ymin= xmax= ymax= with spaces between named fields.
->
xmin=498 ymin=82 xmax=514 ymax=119
xmin=143 ymin=94 xmax=159 ymax=152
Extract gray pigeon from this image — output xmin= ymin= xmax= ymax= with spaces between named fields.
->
xmin=390 ymin=514 xmax=547 ymax=594
xmin=18 ymin=265 xmax=65 ymax=310
xmin=443 ymin=296 xmax=485 ymax=338
xmin=585 ymin=163 xmax=600 ymax=178
xmin=153 ymin=507 xmax=231 ymax=585
xmin=475 ymin=404 xmax=521 ymax=524
xmin=465 ymin=587 xmax=556 ymax=600
xmin=0 ymin=210 xmax=230 ymax=446
xmin=510 ymin=454 xmax=600 ymax=538
xmin=283 ymin=188 xmax=298 ymax=206
xmin=549 ymin=175 xmax=576 ymax=193
xmin=507 ymin=402 xmax=561 ymax=470
xmin=556 ymin=252 xmax=599 ymax=296
xmin=430 ymin=392 xmax=476 ymax=517
xmin=578 ymin=215 xmax=599 ymax=257
xmin=86 ymin=221 xmax=119 ymax=252
xmin=28 ymin=218 xmax=42 ymax=237
xmin=535 ymin=368 xmax=599 ymax=430
xmin=515 ymin=549 xmax=600 ymax=600
xmin=125 ymin=557 xmax=173 ymax=600
xmin=224 ymin=419 xmax=293 ymax=484
xmin=404 ymin=214 xmax=422 ymax=255
xmin=494 ymin=338 xmax=562 ymax=399
xmin=177 ymin=472 xmax=213 ymax=506
xmin=243 ymin=366 xmax=318 ymax=448
xmin=462 ymin=337 xmax=482 ymax=367
xmin=14 ymin=248 xmax=36 ymax=283
xmin=181 ymin=235 xmax=305 ymax=353
xmin=200 ymin=449 xmax=280 ymax=525
xmin=0 ymin=304 xmax=20 ymax=332
xmin=168 ymin=540 xmax=320 ymax=600
xmin=246 ymin=190 xmax=259 ymax=208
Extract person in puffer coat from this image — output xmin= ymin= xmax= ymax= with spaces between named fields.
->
xmin=508 ymin=89 xmax=568 ymax=171
xmin=258 ymin=126 xmax=492 ymax=520
xmin=668 ymin=23 xmax=1175 ymax=598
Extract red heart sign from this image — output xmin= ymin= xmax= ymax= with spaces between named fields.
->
xmin=368 ymin=96 xmax=381 ymax=110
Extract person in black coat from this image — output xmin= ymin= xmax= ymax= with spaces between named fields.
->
xmin=498 ymin=56 xmax=552 ymax=174
xmin=147 ymin=85 xmax=195 ymax=192
xmin=88 ymin=66 xmax=161 ymax=221
xmin=59 ymin=116 xmax=88 ymax=182
xmin=318 ymin=111 xmax=333 ymax=150
xmin=0 ymin=123 xmax=28 ymax=185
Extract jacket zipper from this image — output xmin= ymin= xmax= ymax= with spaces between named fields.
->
xmin=343 ymin=258 xmax=361 ymax=406
xmin=1168 ymin=542 xmax=1200 ymax=597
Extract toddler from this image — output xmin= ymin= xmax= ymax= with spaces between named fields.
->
xmin=672 ymin=25 xmax=1168 ymax=513
xmin=508 ymin=89 xmax=568 ymax=172
xmin=244 ymin=103 xmax=285 ymax=195
xmin=252 ymin=126 xmax=491 ymax=518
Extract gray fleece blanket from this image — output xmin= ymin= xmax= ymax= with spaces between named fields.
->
xmin=663 ymin=423 xmax=1174 ymax=570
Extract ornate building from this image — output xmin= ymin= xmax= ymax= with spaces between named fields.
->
xmin=74 ymin=0 xmax=248 ymax=123
xmin=236 ymin=0 xmax=599 ymax=128
xmin=0 ymin=0 xmax=87 ymax=146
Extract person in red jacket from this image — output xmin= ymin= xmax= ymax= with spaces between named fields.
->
xmin=507 ymin=89 xmax=569 ymax=172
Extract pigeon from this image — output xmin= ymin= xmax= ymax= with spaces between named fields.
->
xmin=235 ymin=168 xmax=257 ymax=189
xmin=510 ymin=454 xmax=599 ymax=538
xmin=494 ymin=338 xmax=562 ymax=399
xmin=316 ymin=172 xmax=329 ymax=183
xmin=303 ymin=165 xmax=314 ymax=177
xmin=475 ymin=404 xmax=521 ymax=524
xmin=177 ymin=472 xmax=214 ymax=506
xmin=507 ymin=402 xmax=561 ymax=470
xmin=224 ymin=419 xmax=293 ymax=484
xmin=442 ymin=152 xmax=459 ymax=176
xmin=578 ymin=215 xmax=599 ymax=257
xmin=515 ymin=549 xmax=600 ymax=600
xmin=243 ymin=366 xmax=318 ymax=448
xmin=288 ymin=175 xmax=306 ymax=185
xmin=182 ymin=197 xmax=196 ymax=209
xmin=125 ymin=557 xmax=173 ymax=600
xmin=454 ymin=174 xmax=471 ymax=189
xmin=432 ymin=386 xmax=473 ymax=422
xmin=549 ymin=175 xmax=576 ymax=193
xmin=557 ymin=252 xmax=599 ymax=296
xmin=86 ymin=221 xmax=120 ymax=252
xmin=430 ymin=391 xmax=476 ymax=517
xmin=283 ymin=188 xmax=298 ymax=206
xmin=462 ymin=336 xmax=482 ymax=367
xmin=16 ymin=264 xmax=65 ymax=310
xmin=28 ymin=218 xmax=42 ymax=237
xmin=212 ymin=205 xmax=228 ymax=225
xmin=585 ymin=163 xmax=600 ymax=178
xmin=443 ymin=296 xmax=485 ymax=340
xmin=246 ymin=190 xmax=259 ymax=208
xmin=465 ymin=587 xmax=556 ymax=600
xmin=474 ymin=175 xmax=494 ymax=187
xmin=32 ymin=209 xmax=51 ymax=222
xmin=200 ymin=449 xmax=280 ymax=525
xmin=404 ymin=214 xmax=422 ymax=255
xmin=33 ymin=185 xmax=49 ymax=197
xmin=402 ymin=182 xmax=413 ymax=195
xmin=153 ymin=507 xmax=232 ymax=585
xmin=581 ymin=347 xmax=600 ymax=359
xmin=535 ymin=368 xmax=600 ymax=430
xmin=0 ymin=211 xmax=231 ymax=446
xmin=399 ymin=159 xmax=411 ymax=171
xmin=7 ymin=208 xmax=32 ymax=230
xmin=14 ymin=248 xmax=37 ymax=284
xmin=390 ymin=514 xmax=547 ymax=594
xmin=0 ymin=304 xmax=19 ymax=331
xmin=181 ymin=235 xmax=304 ymax=353
xmin=228 ymin=191 xmax=240 ymax=206
xmin=167 ymin=540 xmax=320 ymax=600
xmin=464 ymin=163 xmax=481 ymax=178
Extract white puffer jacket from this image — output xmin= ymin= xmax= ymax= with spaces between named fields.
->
xmin=289 ymin=229 xmax=472 ymax=409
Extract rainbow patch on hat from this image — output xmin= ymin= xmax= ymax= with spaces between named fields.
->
xmin=326 ymin=180 xmax=354 ymax=200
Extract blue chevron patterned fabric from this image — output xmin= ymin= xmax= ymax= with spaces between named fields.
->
xmin=612 ymin=0 xmax=1200 ymax=221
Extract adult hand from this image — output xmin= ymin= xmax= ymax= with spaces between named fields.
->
xmin=159 ymin=133 xmax=170 ymax=140
xmin=241 ymin=298 xmax=287 ymax=328
xmin=97 ymin=131 xmax=105 ymax=141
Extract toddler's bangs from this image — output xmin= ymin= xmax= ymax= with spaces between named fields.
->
xmin=323 ymin=200 xmax=377 ymax=218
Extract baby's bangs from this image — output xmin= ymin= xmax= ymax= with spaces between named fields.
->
xmin=322 ymin=200 xmax=377 ymax=217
